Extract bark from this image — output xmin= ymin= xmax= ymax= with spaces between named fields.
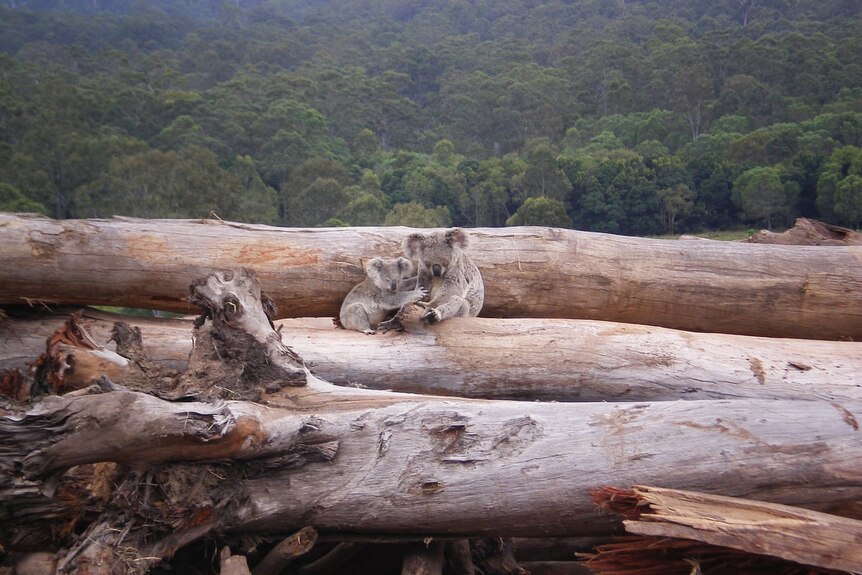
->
xmin=3 ymin=214 xmax=862 ymax=339
xmin=9 ymin=385 xmax=862 ymax=537
xmin=3 ymin=309 xmax=861 ymax=403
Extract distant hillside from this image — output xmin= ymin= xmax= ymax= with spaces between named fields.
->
xmin=1 ymin=0 xmax=860 ymax=233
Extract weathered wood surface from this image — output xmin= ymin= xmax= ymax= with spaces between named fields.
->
xmin=2 ymin=214 xmax=862 ymax=339
xmin=596 ymin=485 xmax=862 ymax=573
xmin=4 ymin=310 xmax=861 ymax=402
xmin=5 ymin=386 xmax=862 ymax=539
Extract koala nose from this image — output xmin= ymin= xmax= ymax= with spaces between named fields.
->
xmin=432 ymin=264 xmax=443 ymax=277
xmin=389 ymin=279 xmax=397 ymax=291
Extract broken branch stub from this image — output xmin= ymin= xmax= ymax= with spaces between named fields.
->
xmin=180 ymin=268 xmax=307 ymax=400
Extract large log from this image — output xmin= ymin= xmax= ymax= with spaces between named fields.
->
xmin=2 ymin=309 xmax=861 ymax=403
xmin=5 ymin=385 xmax=862 ymax=537
xmin=2 ymin=214 xmax=862 ymax=339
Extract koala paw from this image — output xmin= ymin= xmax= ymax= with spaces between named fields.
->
xmin=421 ymin=307 xmax=442 ymax=325
xmin=363 ymin=328 xmax=376 ymax=335
xmin=413 ymin=287 xmax=430 ymax=302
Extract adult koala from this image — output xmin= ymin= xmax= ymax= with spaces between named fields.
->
xmin=403 ymin=228 xmax=484 ymax=324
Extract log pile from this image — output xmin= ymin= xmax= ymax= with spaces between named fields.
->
xmin=1 ymin=215 xmax=861 ymax=575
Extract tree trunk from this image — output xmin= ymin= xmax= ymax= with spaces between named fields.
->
xmin=3 ymin=309 xmax=861 ymax=403
xmin=5 ymin=385 xmax=862 ymax=537
xmin=3 ymin=214 xmax=862 ymax=339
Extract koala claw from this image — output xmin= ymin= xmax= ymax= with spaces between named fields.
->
xmin=414 ymin=287 xmax=430 ymax=301
xmin=421 ymin=307 xmax=442 ymax=325
xmin=363 ymin=329 xmax=376 ymax=335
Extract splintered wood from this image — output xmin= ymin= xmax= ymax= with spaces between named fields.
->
xmin=590 ymin=485 xmax=862 ymax=573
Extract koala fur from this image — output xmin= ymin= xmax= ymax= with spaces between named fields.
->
xmin=338 ymin=257 xmax=425 ymax=334
xmin=402 ymin=228 xmax=484 ymax=324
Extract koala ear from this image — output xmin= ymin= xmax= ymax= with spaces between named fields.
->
xmin=396 ymin=257 xmax=413 ymax=274
xmin=403 ymin=233 xmax=424 ymax=258
xmin=445 ymin=228 xmax=468 ymax=248
xmin=366 ymin=257 xmax=384 ymax=273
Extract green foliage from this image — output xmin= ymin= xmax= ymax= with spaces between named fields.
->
xmin=732 ymin=166 xmax=789 ymax=229
xmin=658 ymin=184 xmax=695 ymax=235
xmin=834 ymin=175 xmax=862 ymax=228
xmin=817 ymin=146 xmax=862 ymax=226
xmin=569 ymin=154 xmax=662 ymax=236
xmin=0 ymin=183 xmax=47 ymax=214
xmin=281 ymin=158 xmax=352 ymax=226
xmin=384 ymin=201 xmax=451 ymax=228
xmin=337 ymin=191 xmax=387 ymax=226
xmin=506 ymin=197 xmax=572 ymax=228
xmin=228 ymin=156 xmax=279 ymax=225
xmin=77 ymin=146 xmax=244 ymax=219
xmin=511 ymin=142 xmax=570 ymax=203
xmin=1 ymin=1 xmax=861 ymax=234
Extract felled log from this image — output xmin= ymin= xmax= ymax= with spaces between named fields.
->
xmin=748 ymin=217 xmax=862 ymax=246
xmin=3 ymin=270 xmax=862 ymax=575
xmin=2 ymin=214 xmax=862 ymax=339
xmin=3 ymin=309 xmax=860 ymax=402
xmin=6 ymin=383 xmax=862 ymax=537
xmin=591 ymin=485 xmax=862 ymax=573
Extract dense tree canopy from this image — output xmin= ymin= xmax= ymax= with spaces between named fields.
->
xmin=1 ymin=0 xmax=862 ymax=232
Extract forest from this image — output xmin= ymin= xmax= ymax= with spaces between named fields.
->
xmin=0 ymin=0 xmax=861 ymax=234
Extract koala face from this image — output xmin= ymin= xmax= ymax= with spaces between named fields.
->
xmin=367 ymin=257 xmax=414 ymax=292
xmin=403 ymin=228 xmax=468 ymax=278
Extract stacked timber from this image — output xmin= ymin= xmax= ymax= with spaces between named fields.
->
xmin=0 ymin=213 xmax=861 ymax=575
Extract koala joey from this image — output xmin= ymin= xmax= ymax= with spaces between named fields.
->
xmin=402 ymin=228 xmax=484 ymax=325
xmin=338 ymin=256 xmax=426 ymax=334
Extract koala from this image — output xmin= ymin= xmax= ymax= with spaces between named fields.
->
xmin=401 ymin=228 xmax=484 ymax=325
xmin=338 ymin=257 xmax=425 ymax=334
